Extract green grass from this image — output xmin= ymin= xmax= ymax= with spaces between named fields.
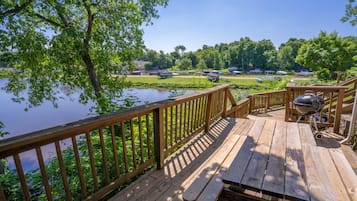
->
xmin=126 ymin=75 xmax=308 ymax=95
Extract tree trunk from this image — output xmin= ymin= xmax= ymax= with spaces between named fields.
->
xmin=81 ymin=52 xmax=102 ymax=98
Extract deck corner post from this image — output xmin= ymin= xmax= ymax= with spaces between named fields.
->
xmin=285 ymin=87 xmax=291 ymax=122
xmin=153 ymin=106 xmax=164 ymax=169
xmin=205 ymin=93 xmax=213 ymax=132
xmin=333 ymin=88 xmax=345 ymax=133
xmin=222 ymin=87 xmax=228 ymax=118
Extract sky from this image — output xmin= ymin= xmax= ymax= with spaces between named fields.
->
xmin=142 ymin=0 xmax=356 ymax=53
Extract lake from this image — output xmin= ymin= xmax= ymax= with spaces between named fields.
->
xmin=0 ymin=79 xmax=195 ymax=140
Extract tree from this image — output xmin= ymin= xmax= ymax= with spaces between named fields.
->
xmin=175 ymin=57 xmax=193 ymax=70
xmin=277 ymin=38 xmax=305 ymax=70
xmin=174 ymin=45 xmax=186 ymax=58
xmin=296 ymin=31 xmax=357 ymax=79
xmin=342 ymin=0 xmax=357 ymax=26
xmin=0 ymin=0 xmax=167 ymax=113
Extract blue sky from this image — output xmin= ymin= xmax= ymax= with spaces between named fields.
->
xmin=143 ymin=0 xmax=356 ymax=53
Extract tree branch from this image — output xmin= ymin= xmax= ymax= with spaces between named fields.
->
xmin=34 ymin=13 xmax=64 ymax=28
xmin=0 ymin=0 xmax=34 ymax=18
xmin=83 ymin=2 xmax=94 ymax=48
xmin=53 ymin=1 xmax=69 ymax=27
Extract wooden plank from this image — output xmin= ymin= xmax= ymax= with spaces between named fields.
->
xmin=183 ymin=135 xmax=240 ymax=201
xmin=241 ymin=119 xmax=276 ymax=190
xmin=196 ymin=119 xmax=255 ymax=201
xmin=317 ymin=147 xmax=351 ymax=201
xmin=302 ymin=144 xmax=336 ymax=201
xmin=222 ymin=119 xmax=266 ymax=185
xmin=183 ymin=122 xmax=246 ymax=201
xmin=197 ymin=136 xmax=248 ymax=201
xmin=329 ymin=148 xmax=357 ymax=201
xmin=262 ymin=120 xmax=287 ymax=195
xmin=284 ymin=122 xmax=309 ymax=201
xmin=298 ymin=123 xmax=316 ymax=146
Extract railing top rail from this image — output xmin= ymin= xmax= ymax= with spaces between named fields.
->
xmin=247 ymin=90 xmax=286 ymax=97
xmin=0 ymin=84 xmax=231 ymax=157
xmin=286 ymin=85 xmax=348 ymax=90
xmin=338 ymin=76 xmax=357 ymax=86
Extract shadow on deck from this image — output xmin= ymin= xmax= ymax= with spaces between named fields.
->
xmin=110 ymin=118 xmax=240 ymax=201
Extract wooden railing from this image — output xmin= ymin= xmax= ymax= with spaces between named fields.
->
xmin=0 ymin=85 xmax=238 ymax=201
xmin=247 ymin=90 xmax=286 ymax=113
xmin=285 ymin=85 xmax=348 ymax=133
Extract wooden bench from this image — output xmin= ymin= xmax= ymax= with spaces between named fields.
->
xmin=182 ymin=118 xmax=255 ymax=201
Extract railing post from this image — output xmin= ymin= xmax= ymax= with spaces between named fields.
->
xmin=222 ymin=88 xmax=228 ymax=118
xmin=248 ymin=96 xmax=252 ymax=114
xmin=285 ymin=87 xmax=291 ymax=122
xmin=153 ymin=106 xmax=164 ymax=169
xmin=205 ymin=93 xmax=213 ymax=132
xmin=334 ymin=88 xmax=345 ymax=133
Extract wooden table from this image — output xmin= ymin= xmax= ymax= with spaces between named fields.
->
xmin=222 ymin=119 xmax=357 ymax=201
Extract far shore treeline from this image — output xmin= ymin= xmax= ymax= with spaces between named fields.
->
xmin=139 ymin=33 xmax=357 ymax=80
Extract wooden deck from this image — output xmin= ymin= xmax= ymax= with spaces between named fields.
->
xmin=110 ymin=112 xmax=357 ymax=201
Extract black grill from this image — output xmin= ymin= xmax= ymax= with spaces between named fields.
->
xmin=293 ymin=94 xmax=325 ymax=138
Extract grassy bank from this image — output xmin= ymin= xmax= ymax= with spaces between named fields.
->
xmin=127 ymin=75 xmax=306 ymax=91
xmin=126 ymin=75 xmax=314 ymax=100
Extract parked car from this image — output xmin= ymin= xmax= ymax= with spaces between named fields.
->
xmin=276 ymin=70 xmax=288 ymax=75
xmin=295 ymin=71 xmax=314 ymax=76
xmin=131 ymin=70 xmax=141 ymax=75
xmin=158 ymin=71 xmax=173 ymax=79
xmin=232 ymin=70 xmax=243 ymax=75
xmin=208 ymin=73 xmax=220 ymax=82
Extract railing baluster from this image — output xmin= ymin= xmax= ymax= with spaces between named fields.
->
xmin=129 ymin=120 xmax=137 ymax=169
xmin=99 ymin=128 xmax=110 ymax=184
xmin=138 ymin=116 xmax=144 ymax=164
xmin=55 ymin=141 xmax=72 ymax=200
xmin=179 ymin=103 xmax=183 ymax=141
xmin=110 ymin=125 xmax=121 ymax=178
xmin=36 ymin=147 xmax=53 ymax=201
xmin=165 ymin=107 xmax=168 ymax=149
xmin=183 ymin=102 xmax=187 ymax=138
xmin=205 ymin=93 xmax=213 ymax=132
xmin=199 ymin=97 xmax=203 ymax=127
xmin=194 ymin=98 xmax=199 ymax=130
xmin=190 ymin=100 xmax=195 ymax=133
xmin=13 ymin=154 xmax=31 ymax=201
xmin=71 ymin=136 xmax=87 ymax=198
xmin=175 ymin=105 xmax=178 ymax=143
xmin=170 ymin=106 xmax=173 ymax=147
xmin=146 ymin=114 xmax=151 ymax=158
xmin=85 ymin=132 xmax=99 ymax=190
xmin=120 ymin=122 xmax=129 ymax=173
xmin=153 ymin=107 xmax=164 ymax=169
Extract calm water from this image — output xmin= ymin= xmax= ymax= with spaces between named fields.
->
xmin=0 ymin=79 xmax=194 ymax=140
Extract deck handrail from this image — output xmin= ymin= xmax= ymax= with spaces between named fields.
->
xmin=285 ymin=85 xmax=348 ymax=133
xmin=0 ymin=84 xmax=237 ymax=201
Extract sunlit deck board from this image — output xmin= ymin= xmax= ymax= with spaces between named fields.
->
xmin=284 ymin=122 xmax=309 ymax=200
xmin=329 ymin=148 xmax=357 ymax=201
xmin=240 ymin=119 xmax=276 ymax=189
xmin=317 ymin=147 xmax=352 ymax=201
xmin=261 ymin=120 xmax=287 ymax=195
xmin=222 ymin=119 xmax=266 ymax=185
